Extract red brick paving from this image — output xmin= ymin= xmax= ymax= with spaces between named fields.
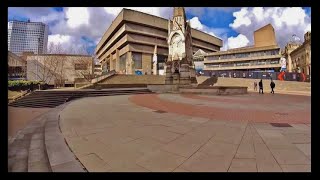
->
xmin=129 ymin=94 xmax=310 ymax=124
xmin=8 ymin=107 xmax=51 ymax=137
xmin=181 ymin=93 xmax=309 ymax=104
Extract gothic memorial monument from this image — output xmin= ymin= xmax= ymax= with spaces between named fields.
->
xmin=165 ymin=7 xmax=197 ymax=85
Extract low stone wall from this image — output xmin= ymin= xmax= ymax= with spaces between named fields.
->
xmin=148 ymin=84 xmax=247 ymax=95
xmin=74 ymin=83 xmax=90 ymax=88
xmin=100 ymin=75 xmax=165 ymax=84
xmin=179 ymin=86 xmax=247 ymax=95
xmin=147 ymin=84 xmax=180 ymax=93
xmin=197 ymin=76 xmax=311 ymax=92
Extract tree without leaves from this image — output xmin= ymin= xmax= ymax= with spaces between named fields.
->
xmin=70 ymin=45 xmax=94 ymax=83
xmin=27 ymin=43 xmax=93 ymax=86
xmin=27 ymin=42 xmax=67 ymax=86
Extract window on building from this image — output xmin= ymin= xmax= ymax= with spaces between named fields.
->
xmin=132 ymin=52 xmax=142 ymax=69
xmin=207 ymin=55 xmax=219 ymax=60
xmin=75 ymin=63 xmax=87 ymax=70
xmin=157 ymin=55 xmax=166 ymax=70
xmin=119 ymin=53 xmax=127 ymax=71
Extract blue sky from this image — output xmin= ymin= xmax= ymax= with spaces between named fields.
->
xmin=8 ymin=7 xmax=311 ymax=55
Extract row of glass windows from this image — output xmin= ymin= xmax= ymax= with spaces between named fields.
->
xmin=118 ymin=53 xmax=168 ymax=71
xmin=206 ymin=59 xmax=280 ymax=68
xmin=9 ymin=39 xmax=44 ymax=41
xmin=207 ymin=50 xmax=280 ymax=61
xmin=10 ymin=29 xmax=44 ymax=32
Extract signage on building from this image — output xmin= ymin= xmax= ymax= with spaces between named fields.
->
xmin=280 ymin=57 xmax=286 ymax=71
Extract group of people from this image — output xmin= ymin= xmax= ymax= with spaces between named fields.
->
xmin=253 ymin=79 xmax=275 ymax=94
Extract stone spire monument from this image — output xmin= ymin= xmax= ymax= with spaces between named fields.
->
xmin=165 ymin=7 xmax=196 ymax=85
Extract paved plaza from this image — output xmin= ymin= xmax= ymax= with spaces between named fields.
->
xmin=8 ymin=107 xmax=51 ymax=138
xmin=59 ymin=92 xmax=311 ymax=172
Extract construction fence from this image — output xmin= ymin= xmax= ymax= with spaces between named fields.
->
xmin=202 ymin=70 xmax=310 ymax=82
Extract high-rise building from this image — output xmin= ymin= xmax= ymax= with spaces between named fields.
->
xmin=8 ymin=20 xmax=48 ymax=55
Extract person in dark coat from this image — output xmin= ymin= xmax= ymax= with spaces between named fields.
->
xmin=258 ymin=79 xmax=264 ymax=94
xmin=270 ymin=79 xmax=275 ymax=94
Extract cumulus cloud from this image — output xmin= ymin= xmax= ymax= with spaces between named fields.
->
xmin=226 ymin=34 xmax=250 ymax=49
xmin=229 ymin=7 xmax=311 ymax=48
xmin=65 ymin=7 xmax=89 ymax=28
xmin=189 ymin=17 xmax=204 ymax=30
xmin=48 ymin=34 xmax=71 ymax=45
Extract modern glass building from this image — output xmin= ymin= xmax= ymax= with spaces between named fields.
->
xmin=8 ymin=20 xmax=48 ymax=55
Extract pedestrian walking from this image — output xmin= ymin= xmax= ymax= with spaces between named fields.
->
xmin=258 ymin=79 xmax=264 ymax=94
xmin=254 ymin=82 xmax=257 ymax=91
xmin=270 ymin=79 xmax=275 ymax=94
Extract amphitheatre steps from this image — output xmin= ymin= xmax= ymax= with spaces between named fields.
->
xmin=8 ymin=88 xmax=154 ymax=108
xmin=197 ymin=76 xmax=311 ymax=92
xmin=9 ymin=114 xmax=51 ymax=172
xmin=8 ymin=88 xmax=154 ymax=172
xmin=9 ymin=104 xmax=85 ymax=172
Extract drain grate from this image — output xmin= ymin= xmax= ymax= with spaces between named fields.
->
xmin=270 ymin=123 xmax=292 ymax=127
xmin=154 ymin=110 xmax=167 ymax=113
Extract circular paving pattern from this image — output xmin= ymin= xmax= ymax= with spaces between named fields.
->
xmin=59 ymin=93 xmax=311 ymax=172
xmin=129 ymin=93 xmax=310 ymax=124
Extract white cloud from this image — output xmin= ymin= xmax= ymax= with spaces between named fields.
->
xmin=48 ymin=34 xmax=71 ymax=45
xmin=65 ymin=7 xmax=89 ymax=28
xmin=226 ymin=34 xmax=250 ymax=49
xmin=305 ymin=24 xmax=311 ymax=32
xmin=189 ymin=17 xmax=203 ymax=30
xmin=229 ymin=7 xmax=311 ymax=48
xmin=280 ymin=7 xmax=306 ymax=26
xmin=252 ymin=7 xmax=264 ymax=21
xmin=230 ymin=8 xmax=252 ymax=29
xmin=189 ymin=16 xmax=222 ymax=37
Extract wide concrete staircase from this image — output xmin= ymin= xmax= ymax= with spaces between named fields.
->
xmin=8 ymin=88 xmax=154 ymax=108
xmin=197 ymin=76 xmax=311 ymax=93
xmin=8 ymin=104 xmax=86 ymax=172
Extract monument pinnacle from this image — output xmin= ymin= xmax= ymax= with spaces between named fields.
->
xmin=173 ymin=7 xmax=186 ymax=21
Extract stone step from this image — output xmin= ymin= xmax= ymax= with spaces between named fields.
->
xmin=9 ymin=104 xmax=57 ymax=108
xmin=44 ymin=105 xmax=86 ymax=172
xmin=8 ymin=116 xmax=45 ymax=172
xmin=9 ymin=102 xmax=66 ymax=107
xmin=10 ymin=99 xmax=67 ymax=104
xmin=9 ymin=89 xmax=153 ymax=108
xmin=28 ymin=120 xmax=51 ymax=172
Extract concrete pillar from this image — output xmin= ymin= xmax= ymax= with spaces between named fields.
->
xmin=288 ymin=55 xmax=292 ymax=72
xmin=115 ymin=49 xmax=120 ymax=72
xmin=127 ymin=51 xmax=132 ymax=74
xmin=142 ymin=53 xmax=152 ymax=75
